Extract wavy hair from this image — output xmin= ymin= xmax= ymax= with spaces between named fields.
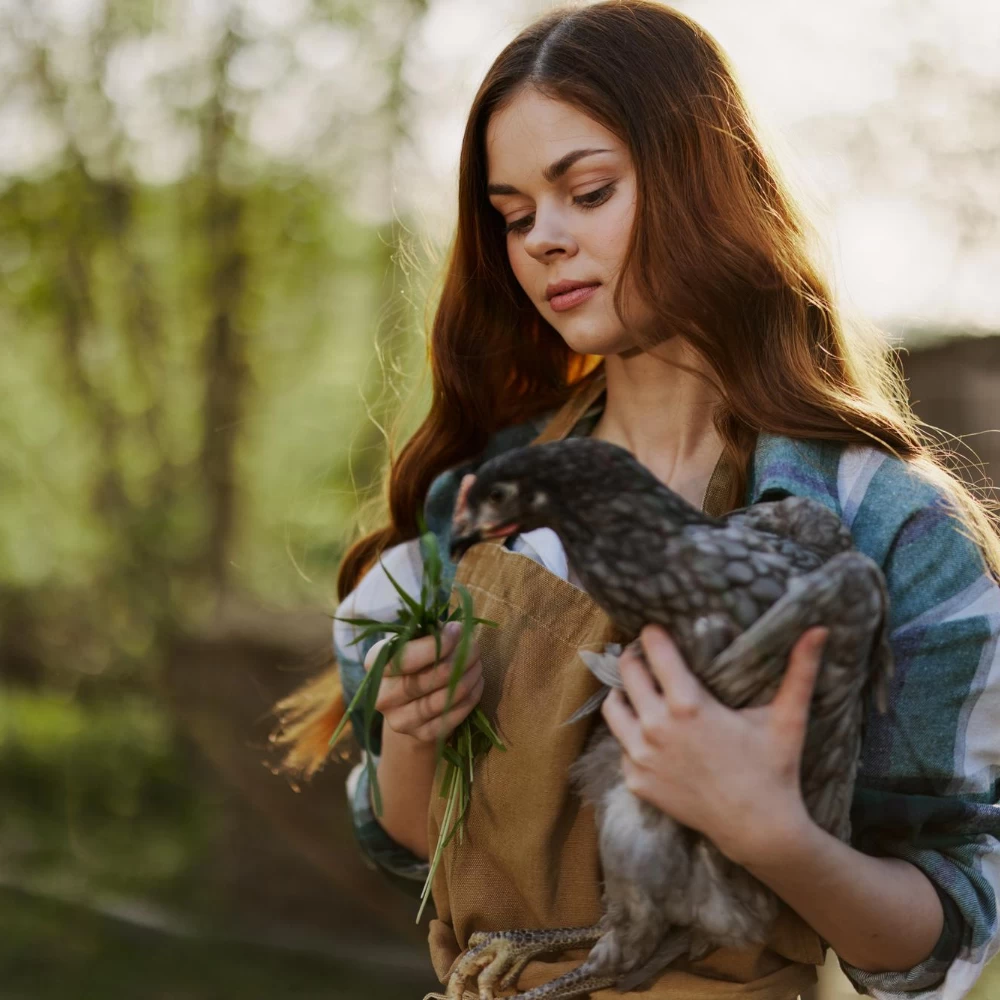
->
xmin=269 ymin=0 xmax=1000 ymax=779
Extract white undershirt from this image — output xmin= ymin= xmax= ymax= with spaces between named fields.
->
xmin=509 ymin=526 xmax=587 ymax=592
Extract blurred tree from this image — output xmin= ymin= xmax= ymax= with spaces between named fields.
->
xmin=0 ymin=0 xmax=431 ymax=689
xmin=0 ymin=0 xmax=439 ymax=971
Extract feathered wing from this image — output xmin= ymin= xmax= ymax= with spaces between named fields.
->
xmin=723 ymin=495 xmax=853 ymax=563
xmin=560 ymin=644 xmax=626 ymax=727
xmin=700 ymin=549 xmax=892 ymax=837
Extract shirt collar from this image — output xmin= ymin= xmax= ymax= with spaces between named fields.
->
xmin=748 ymin=431 xmax=843 ymax=513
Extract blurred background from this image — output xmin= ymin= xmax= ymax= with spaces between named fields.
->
xmin=0 ymin=0 xmax=996 ymax=997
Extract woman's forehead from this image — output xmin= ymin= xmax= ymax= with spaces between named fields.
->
xmin=485 ymin=91 xmax=625 ymax=183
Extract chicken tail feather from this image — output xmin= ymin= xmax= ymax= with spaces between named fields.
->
xmin=614 ymin=929 xmax=692 ymax=993
xmin=560 ymin=686 xmax=611 ymax=727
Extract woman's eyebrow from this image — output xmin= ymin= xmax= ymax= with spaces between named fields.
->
xmin=487 ymin=147 xmax=614 ymax=196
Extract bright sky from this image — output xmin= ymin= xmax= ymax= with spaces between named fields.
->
xmin=401 ymin=0 xmax=1000 ymax=336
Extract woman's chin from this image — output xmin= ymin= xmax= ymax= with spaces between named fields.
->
xmin=555 ymin=326 xmax=636 ymax=358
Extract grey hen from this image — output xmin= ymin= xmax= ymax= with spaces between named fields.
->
xmin=444 ymin=436 xmax=892 ymax=1000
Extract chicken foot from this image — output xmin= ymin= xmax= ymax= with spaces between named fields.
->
xmin=445 ymin=926 xmax=604 ymax=1000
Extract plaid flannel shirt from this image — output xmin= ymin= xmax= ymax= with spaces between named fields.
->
xmin=336 ymin=401 xmax=1000 ymax=998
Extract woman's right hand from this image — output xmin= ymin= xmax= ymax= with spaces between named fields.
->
xmin=365 ymin=621 xmax=484 ymax=745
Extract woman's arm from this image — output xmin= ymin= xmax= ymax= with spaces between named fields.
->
xmin=336 ymin=539 xmax=433 ymax=894
xmin=602 ymin=624 xmax=944 ymax=973
xmin=738 ymin=807 xmax=943 ymax=971
xmin=371 ymin=720 xmax=439 ymax=859
xmin=339 ymin=541 xmax=486 ymax=882
xmin=603 ymin=625 xmax=944 ymax=972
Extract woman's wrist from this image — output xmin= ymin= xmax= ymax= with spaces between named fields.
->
xmin=370 ymin=722 xmax=440 ymax=858
xmin=380 ymin=720 xmax=442 ymax=760
xmin=715 ymin=799 xmax=816 ymax=869
xmin=735 ymin=812 xmax=943 ymax=972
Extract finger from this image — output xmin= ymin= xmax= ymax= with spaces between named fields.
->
xmin=771 ymin=626 xmax=827 ymax=734
xmin=396 ymin=641 xmax=480 ymax=704
xmin=398 ymin=660 xmax=482 ymax=731
xmin=601 ymin=688 xmax=644 ymax=758
xmin=410 ymin=622 xmax=466 ymax=670
xmin=374 ymin=622 xmax=464 ymax=676
xmin=377 ymin=642 xmax=480 ymax=712
xmin=376 ymin=659 xmax=433 ymax=713
xmin=640 ymin=625 xmax=703 ymax=718
xmin=363 ymin=636 xmax=392 ymax=674
xmin=393 ymin=660 xmax=484 ymax=733
xmin=412 ymin=674 xmax=485 ymax=743
xmin=617 ymin=642 xmax=661 ymax=721
xmin=434 ymin=655 xmax=483 ymax=716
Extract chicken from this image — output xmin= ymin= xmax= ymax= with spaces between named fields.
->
xmin=444 ymin=436 xmax=892 ymax=1000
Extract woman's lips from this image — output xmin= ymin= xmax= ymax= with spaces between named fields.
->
xmin=548 ymin=283 xmax=600 ymax=312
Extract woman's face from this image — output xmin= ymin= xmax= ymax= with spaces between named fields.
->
xmin=485 ymin=88 xmax=654 ymax=356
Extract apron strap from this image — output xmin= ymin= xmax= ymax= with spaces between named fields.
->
xmin=701 ymin=448 xmax=735 ymax=517
xmin=528 ymin=368 xmax=608 ymax=446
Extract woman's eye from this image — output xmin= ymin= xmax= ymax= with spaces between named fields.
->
xmin=504 ymin=215 xmax=533 ymax=236
xmin=502 ymin=182 xmax=617 ymax=237
xmin=574 ymin=183 xmax=616 ymax=208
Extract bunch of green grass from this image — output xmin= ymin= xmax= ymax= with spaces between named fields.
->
xmin=329 ymin=512 xmax=504 ymax=922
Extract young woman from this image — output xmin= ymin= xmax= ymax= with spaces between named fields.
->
xmin=270 ymin=3 xmax=1000 ymax=997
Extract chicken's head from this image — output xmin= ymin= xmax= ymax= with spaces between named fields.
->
xmin=448 ymin=454 xmax=557 ymax=562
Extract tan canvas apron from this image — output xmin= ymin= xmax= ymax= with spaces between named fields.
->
xmin=423 ymin=372 xmax=825 ymax=999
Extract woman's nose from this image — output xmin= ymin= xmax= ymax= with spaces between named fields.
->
xmin=523 ymin=209 xmax=578 ymax=260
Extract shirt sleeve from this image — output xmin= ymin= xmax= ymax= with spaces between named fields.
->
xmin=336 ymin=536 xmax=430 ymax=896
xmin=841 ymin=493 xmax=1000 ymax=998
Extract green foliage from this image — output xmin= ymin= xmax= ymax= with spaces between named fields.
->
xmin=0 ymin=688 xmax=213 ymax=896
xmin=0 ymin=0 xmax=451 ymax=988
xmin=0 ymin=164 xmax=391 ymax=683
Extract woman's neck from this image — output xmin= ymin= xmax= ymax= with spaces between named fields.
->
xmin=587 ymin=341 xmax=724 ymax=509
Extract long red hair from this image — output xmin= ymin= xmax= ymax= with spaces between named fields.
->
xmin=269 ymin=0 xmax=1000 ymax=780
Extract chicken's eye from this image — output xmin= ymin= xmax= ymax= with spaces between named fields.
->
xmin=487 ymin=485 xmax=508 ymax=505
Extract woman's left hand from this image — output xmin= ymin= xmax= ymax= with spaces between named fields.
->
xmin=601 ymin=623 xmax=829 ymax=867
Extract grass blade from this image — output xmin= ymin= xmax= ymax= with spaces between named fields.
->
xmin=470 ymin=706 xmax=506 ymax=750
xmin=328 ymin=635 xmax=395 ymax=750
xmin=378 ymin=556 xmax=423 ymax=619
xmin=417 ymin=775 xmax=459 ymax=923
xmin=333 ymin=616 xmax=407 ymax=632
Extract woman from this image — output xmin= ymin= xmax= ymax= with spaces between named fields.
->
xmin=269 ymin=3 xmax=1000 ymax=997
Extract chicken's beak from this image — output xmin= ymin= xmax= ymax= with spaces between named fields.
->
xmin=449 ymin=529 xmax=482 ymax=562
xmin=449 ymin=476 xmax=521 ymax=561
